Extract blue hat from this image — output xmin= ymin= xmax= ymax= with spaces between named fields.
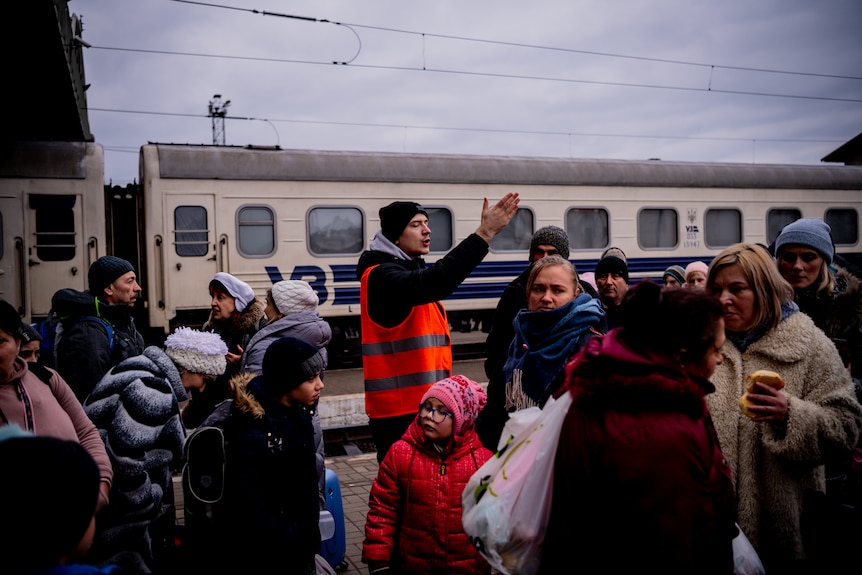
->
xmin=775 ymin=219 xmax=834 ymax=263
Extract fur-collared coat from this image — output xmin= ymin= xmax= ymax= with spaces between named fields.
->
xmin=706 ymin=311 xmax=862 ymax=569
xmin=216 ymin=372 xmax=321 ymax=574
xmin=794 ymin=264 xmax=862 ymax=380
xmin=363 ymin=419 xmax=493 ymax=575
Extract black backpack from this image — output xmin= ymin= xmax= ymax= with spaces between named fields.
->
xmin=39 ymin=312 xmax=115 ymax=369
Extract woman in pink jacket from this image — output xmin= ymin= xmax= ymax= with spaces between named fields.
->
xmin=363 ymin=375 xmax=492 ymax=575
xmin=0 ymin=299 xmax=112 ymax=512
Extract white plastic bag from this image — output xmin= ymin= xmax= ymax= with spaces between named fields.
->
xmin=462 ymin=392 xmax=573 ymax=575
xmin=732 ymin=524 xmax=765 ymax=575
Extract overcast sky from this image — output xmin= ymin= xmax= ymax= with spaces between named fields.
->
xmin=73 ymin=0 xmax=862 ymax=185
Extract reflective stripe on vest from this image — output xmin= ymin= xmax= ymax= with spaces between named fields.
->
xmin=360 ymin=264 xmax=452 ymax=418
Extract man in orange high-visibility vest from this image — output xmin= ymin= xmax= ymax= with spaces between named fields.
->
xmin=357 ymin=194 xmax=520 ymax=463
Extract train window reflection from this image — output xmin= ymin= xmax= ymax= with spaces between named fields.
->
xmin=767 ymin=209 xmax=801 ymax=245
xmin=566 ymin=208 xmax=608 ymax=250
xmin=425 ymin=208 xmax=453 ymax=253
xmin=490 ymin=208 xmax=533 ymax=252
xmin=174 ymin=206 xmax=209 ymax=257
xmin=638 ymin=208 xmax=678 ymax=249
xmin=705 ymin=209 xmax=742 ymax=248
xmin=237 ymin=206 xmax=275 ymax=257
xmin=30 ymin=194 xmax=76 ymax=262
xmin=826 ymin=209 xmax=858 ymax=246
xmin=308 ymin=207 xmax=364 ymax=255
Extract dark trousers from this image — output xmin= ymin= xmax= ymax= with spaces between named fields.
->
xmin=369 ymin=413 xmax=417 ymax=463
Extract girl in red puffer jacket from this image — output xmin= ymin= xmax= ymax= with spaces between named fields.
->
xmin=363 ymin=375 xmax=492 ymax=575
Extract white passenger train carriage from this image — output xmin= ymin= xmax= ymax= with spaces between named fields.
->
xmin=3 ymin=141 xmax=861 ymax=364
xmin=138 ymin=144 xmax=862 ymax=363
xmin=0 ymin=141 xmax=105 ymax=320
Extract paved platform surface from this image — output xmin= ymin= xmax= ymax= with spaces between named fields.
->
xmin=174 ymin=452 xmax=380 ymax=575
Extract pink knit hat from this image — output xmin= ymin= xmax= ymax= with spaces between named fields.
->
xmin=684 ymin=260 xmax=709 ymax=281
xmin=420 ymin=375 xmax=487 ymax=435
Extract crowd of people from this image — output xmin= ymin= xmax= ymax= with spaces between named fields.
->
xmin=2 ymin=209 xmax=862 ymax=575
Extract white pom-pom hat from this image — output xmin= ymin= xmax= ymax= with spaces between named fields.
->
xmin=164 ymin=327 xmax=228 ymax=376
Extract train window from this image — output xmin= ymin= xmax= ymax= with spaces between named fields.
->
xmin=566 ymin=208 xmax=609 ymax=250
xmin=704 ymin=209 xmax=742 ymax=247
xmin=425 ymin=208 xmax=453 ymax=252
xmin=490 ymin=208 xmax=533 ymax=252
xmin=29 ymin=194 xmax=76 ymax=261
xmin=308 ymin=207 xmax=364 ymax=255
xmin=767 ymin=209 xmax=801 ymax=245
xmin=174 ymin=206 xmax=209 ymax=257
xmin=237 ymin=206 xmax=275 ymax=257
xmin=638 ymin=208 xmax=678 ymax=249
xmin=825 ymin=209 xmax=858 ymax=246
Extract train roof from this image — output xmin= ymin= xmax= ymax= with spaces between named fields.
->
xmin=142 ymin=143 xmax=862 ymax=190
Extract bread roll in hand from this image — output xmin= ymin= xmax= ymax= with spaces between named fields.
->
xmin=739 ymin=370 xmax=785 ymax=418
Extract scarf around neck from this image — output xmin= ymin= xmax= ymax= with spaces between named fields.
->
xmin=503 ymin=293 xmax=605 ymax=405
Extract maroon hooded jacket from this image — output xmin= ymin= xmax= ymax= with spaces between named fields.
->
xmin=539 ymin=330 xmax=737 ymax=574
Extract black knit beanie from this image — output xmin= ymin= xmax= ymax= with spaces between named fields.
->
xmin=262 ymin=336 xmax=325 ymax=392
xmin=595 ymin=255 xmax=629 ymax=283
xmin=88 ymin=255 xmax=135 ymax=294
xmin=379 ymin=201 xmax=428 ymax=242
xmin=529 ymin=226 xmax=570 ymax=261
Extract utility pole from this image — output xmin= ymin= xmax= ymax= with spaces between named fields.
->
xmin=208 ymin=94 xmax=230 ymax=145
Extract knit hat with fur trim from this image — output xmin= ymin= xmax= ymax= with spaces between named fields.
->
xmin=262 ymin=336 xmax=325 ymax=392
xmin=529 ymin=226 xmax=570 ymax=262
xmin=379 ymin=201 xmax=428 ymax=243
xmin=775 ymin=218 xmax=834 ymax=263
xmin=662 ymin=265 xmax=686 ymax=286
xmin=210 ymin=272 xmax=256 ymax=313
xmin=164 ymin=327 xmax=228 ymax=376
xmin=420 ymin=375 xmax=487 ymax=435
xmin=0 ymin=433 xmax=100 ymax=567
xmin=88 ymin=255 xmax=135 ymax=295
xmin=271 ymin=280 xmax=319 ymax=315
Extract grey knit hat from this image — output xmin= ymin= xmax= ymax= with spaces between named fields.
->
xmin=88 ymin=256 xmax=135 ymax=294
xmin=271 ymin=280 xmax=319 ymax=315
xmin=775 ymin=218 xmax=834 ymax=263
xmin=164 ymin=327 xmax=228 ymax=377
xmin=529 ymin=226 xmax=570 ymax=262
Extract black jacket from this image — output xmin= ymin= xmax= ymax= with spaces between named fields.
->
xmin=51 ymin=288 xmax=145 ymax=402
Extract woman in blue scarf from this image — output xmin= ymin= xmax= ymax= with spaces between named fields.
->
xmin=502 ymin=255 xmax=606 ymax=412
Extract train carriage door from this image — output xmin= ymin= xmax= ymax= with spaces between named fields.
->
xmin=0 ymin=196 xmax=25 ymax=315
xmin=164 ymin=196 xmax=217 ymax=311
xmin=26 ymin=194 xmax=91 ymax=318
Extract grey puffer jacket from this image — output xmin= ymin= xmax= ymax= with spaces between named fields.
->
xmin=83 ymin=346 xmax=188 ymax=573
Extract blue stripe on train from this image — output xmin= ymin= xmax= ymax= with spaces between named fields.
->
xmin=270 ymin=251 xmax=862 ymax=308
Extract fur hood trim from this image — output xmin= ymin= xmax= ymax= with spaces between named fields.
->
xmin=228 ymin=371 xmax=265 ymax=418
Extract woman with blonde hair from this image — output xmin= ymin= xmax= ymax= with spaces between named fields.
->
xmin=705 ymin=243 xmax=862 ymax=573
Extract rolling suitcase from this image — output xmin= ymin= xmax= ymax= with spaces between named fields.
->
xmin=319 ymin=467 xmax=348 ymax=571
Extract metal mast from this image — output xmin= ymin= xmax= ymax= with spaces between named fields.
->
xmin=208 ymin=94 xmax=230 ymax=145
